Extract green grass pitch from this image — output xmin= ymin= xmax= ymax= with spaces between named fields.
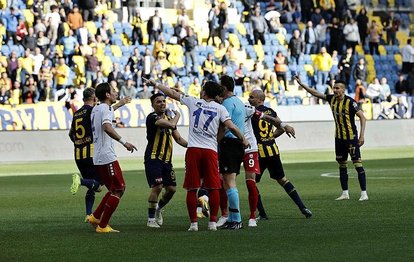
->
xmin=1 ymin=147 xmax=413 ymax=261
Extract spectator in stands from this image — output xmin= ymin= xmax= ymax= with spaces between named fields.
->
xmin=343 ymin=17 xmax=360 ymax=54
xmin=77 ymin=23 xmax=89 ymax=46
xmin=22 ymin=27 xmax=37 ymax=52
xmin=31 ymin=1 xmax=43 ymax=21
xmin=202 ymin=53 xmax=218 ymax=82
xmin=34 ymin=18 xmax=47 ymax=35
xmin=79 ymin=0 xmax=96 ymax=21
xmin=137 ymin=82 xmax=152 ymax=99
xmin=380 ymin=77 xmax=391 ymax=102
xmin=67 ymin=4 xmax=83 ymax=31
xmin=9 ymin=81 xmax=21 ymax=105
xmin=234 ymin=62 xmax=247 ymax=85
xmin=315 ymin=18 xmax=328 ymax=52
xmin=147 ymin=9 xmax=163 ymax=44
xmin=82 ymin=46 xmax=100 ymax=88
xmin=45 ymin=5 xmax=61 ymax=45
xmin=207 ymin=4 xmax=219 ymax=46
xmin=15 ymin=18 xmax=27 ymax=43
xmin=0 ymin=85 xmax=10 ymax=105
xmin=330 ymin=50 xmax=339 ymax=81
xmin=382 ymin=12 xmax=400 ymax=46
xmin=300 ymin=0 xmax=314 ymax=23
xmin=126 ymin=0 xmax=137 ymax=23
xmin=153 ymin=35 xmax=168 ymax=58
xmin=395 ymin=74 xmax=408 ymax=95
xmin=217 ymin=2 xmax=228 ymax=45
xmin=274 ymin=51 xmax=289 ymax=88
xmin=108 ymin=63 xmax=124 ymax=89
xmin=177 ymin=8 xmax=190 ymax=27
xmin=173 ymin=19 xmax=187 ymax=43
xmin=122 ymin=64 xmax=135 ymax=82
xmin=0 ymin=72 xmax=12 ymax=91
xmin=95 ymin=0 xmax=110 ymax=22
xmin=268 ymin=16 xmax=286 ymax=36
xmin=302 ymin=21 xmax=318 ymax=55
xmin=288 ymin=29 xmax=304 ymax=65
xmin=96 ymin=19 xmax=112 ymax=45
xmin=3 ymin=7 xmax=22 ymax=44
xmin=11 ymin=59 xmax=28 ymax=87
xmin=328 ymin=17 xmax=345 ymax=54
xmin=250 ymin=9 xmax=268 ymax=45
xmin=7 ymin=51 xmax=18 ymax=77
xmin=188 ymin=77 xmax=202 ymax=98
xmin=182 ymin=27 xmax=197 ymax=75
xmin=55 ymin=57 xmax=70 ymax=91
xmin=61 ymin=29 xmax=79 ymax=66
xmin=366 ymin=78 xmax=383 ymax=103
xmin=339 ymin=47 xmax=354 ymax=92
xmin=127 ymin=47 xmax=143 ymax=84
xmin=280 ymin=0 xmax=294 ymax=24
xmin=215 ymin=42 xmax=228 ymax=66
xmin=95 ymin=71 xmax=107 ymax=86
xmin=311 ymin=7 xmax=323 ymax=27
xmin=392 ymin=97 xmax=408 ymax=119
xmin=401 ymin=39 xmax=414 ymax=74
xmin=131 ymin=10 xmax=143 ymax=45
xmin=120 ymin=78 xmax=137 ymax=99
xmin=22 ymin=77 xmax=39 ymax=104
xmin=111 ymin=0 xmax=123 ymax=22
xmin=20 ymin=49 xmax=34 ymax=76
xmin=248 ymin=62 xmax=264 ymax=82
xmin=313 ymin=46 xmax=332 ymax=91
xmin=353 ymin=58 xmax=368 ymax=86
xmin=368 ymin=20 xmax=381 ymax=55
xmin=354 ymin=79 xmax=366 ymax=104
xmin=30 ymin=47 xmax=45 ymax=84
xmin=142 ymin=48 xmax=154 ymax=80
xmin=356 ymin=7 xmax=369 ymax=46
xmin=37 ymin=30 xmax=50 ymax=57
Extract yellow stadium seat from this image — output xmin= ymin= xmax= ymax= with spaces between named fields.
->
xmin=22 ymin=9 xmax=34 ymax=27
xmin=228 ymin=33 xmax=240 ymax=49
xmin=254 ymin=44 xmax=264 ymax=61
xmin=55 ymin=45 xmax=63 ymax=57
xmin=355 ymin=45 xmax=364 ymax=55
xmin=110 ymin=45 xmax=122 ymax=57
xmin=72 ymin=55 xmax=85 ymax=76
xmin=365 ymin=54 xmax=373 ymax=62
xmin=236 ymin=23 xmax=246 ymax=36
xmin=275 ymin=33 xmax=285 ymax=45
xmin=85 ymin=21 xmax=97 ymax=35
xmin=378 ymin=45 xmax=386 ymax=55
xmin=101 ymin=56 xmax=112 ymax=76
xmin=244 ymin=59 xmax=255 ymax=71
xmin=303 ymin=64 xmax=314 ymax=76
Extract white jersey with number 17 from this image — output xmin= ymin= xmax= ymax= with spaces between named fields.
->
xmin=180 ymin=94 xmax=230 ymax=152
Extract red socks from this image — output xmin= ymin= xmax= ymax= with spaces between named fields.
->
xmin=98 ymin=194 xmax=121 ymax=228
xmin=186 ymin=190 xmax=198 ymax=223
xmin=208 ymin=189 xmax=219 ymax=222
xmin=246 ymin=179 xmax=258 ymax=219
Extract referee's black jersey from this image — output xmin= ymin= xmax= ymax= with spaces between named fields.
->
xmin=326 ymin=94 xmax=360 ymax=140
xmin=69 ymin=105 xmax=94 ymax=160
xmin=252 ymin=105 xmax=280 ymax=158
xmin=144 ymin=112 xmax=174 ymax=163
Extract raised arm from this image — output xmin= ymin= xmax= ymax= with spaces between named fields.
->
xmin=155 ymin=109 xmax=180 ymax=129
xmin=294 ymin=75 xmax=326 ymax=100
xmin=356 ymin=110 xmax=366 ymax=146
xmin=144 ymin=78 xmax=181 ymax=101
xmin=113 ymin=96 xmax=132 ymax=111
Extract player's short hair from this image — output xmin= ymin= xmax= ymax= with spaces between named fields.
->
xmin=220 ymin=75 xmax=235 ymax=92
xmin=150 ymin=93 xmax=165 ymax=104
xmin=95 ymin=82 xmax=111 ymax=101
xmin=334 ymin=80 xmax=347 ymax=88
xmin=83 ymin=87 xmax=95 ymax=101
xmin=203 ymin=81 xmax=224 ymax=99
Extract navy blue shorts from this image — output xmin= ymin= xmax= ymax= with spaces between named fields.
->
xmin=335 ymin=138 xmax=362 ymax=162
xmin=256 ymin=155 xmax=285 ymax=182
xmin=145 ymin=158 xmax=177 ymax=188
xmin=75 ymin=158 xmax=100 ymax=182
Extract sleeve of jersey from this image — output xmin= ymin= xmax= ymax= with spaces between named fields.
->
xmin=101 ymin=107 xmax=113 ymax=125
xmin=180 ymin=94 xmax=192 ymax=106
xmin=219 ymin=105 xmax=231 ymax=123
xmin=351 ymin=99 xmax=359 ymax=113
xmin=326 ymin=94 xmax=333 ymax=103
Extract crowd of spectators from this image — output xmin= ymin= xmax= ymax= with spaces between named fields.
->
xmin=0 ymin=0 xmax=413 ymax=119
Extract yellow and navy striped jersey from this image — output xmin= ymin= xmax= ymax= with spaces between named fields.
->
xmin=251 ymin=105 xmax=280 ymax=158
xmin=69 ymin=105 xmax=94 ymax=160
xmin=144 ymin=112 xmax=174 ymax=163
xmin=326 ymin=94 xmax=360 ymax=140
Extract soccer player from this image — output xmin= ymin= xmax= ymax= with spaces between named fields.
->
xmin=248 ymin=89 xmax=313 ymax=218
xmin=145 ymin=93 xmax=187 ymax=228
xmin=216 ymin=102 xmax=297 ymax=227
xmin=217 ymin=75 xmax=246 ymax=230
xmin=69 ymin=88 xmax=130 ymax=221
xmin=295 ymin=76 xmax=368 ymax=201
xmin=87 ymin=82 xmax=137 ymax=233
xmin=144 ymin=78 xmax=248 ymax=232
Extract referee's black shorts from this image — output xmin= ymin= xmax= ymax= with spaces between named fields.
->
xmin=219 ymin=137 xmax=245 ymax=175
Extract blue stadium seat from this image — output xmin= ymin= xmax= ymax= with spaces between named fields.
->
xmin=1 ymin=45 xmax=10 ymax=56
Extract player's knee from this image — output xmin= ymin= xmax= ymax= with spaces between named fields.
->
xmin=112 ymin=187 xmax=125 ymax=197
xmin=338 ymin=161 xmax=347 ymax=168
xmin=166 ymin=186 xmax=176 ymax=195
xmin=277 ymin=177 xmax=288 ymax=186
xmin=352 ymin=160 xmax=363 ymax=168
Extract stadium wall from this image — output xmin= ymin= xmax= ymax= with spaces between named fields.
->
xmin=1 ymin=119 xmax=413 ymax=163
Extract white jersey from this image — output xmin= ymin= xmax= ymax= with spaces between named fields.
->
xmin=180 ymin=94 xmax=230 ymax=152
xmin=244 ymin=104 xmax=261 ymax=153
xmin=91 ymin=103 xmax=117 ymax=165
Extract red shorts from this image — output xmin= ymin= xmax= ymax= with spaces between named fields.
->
xmin=95 ymin=160 xmax=125 ymax=191
xmin=183 ymin=147 xmax=221 ymax=190
xmin=243 ymin=152 xmax=260 ymax=174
